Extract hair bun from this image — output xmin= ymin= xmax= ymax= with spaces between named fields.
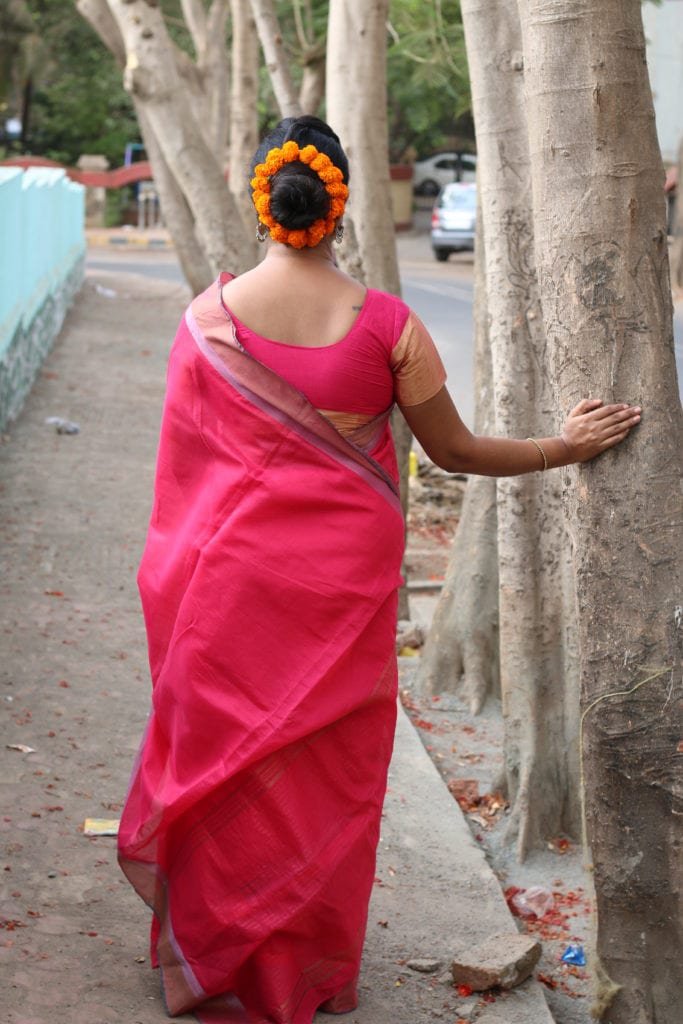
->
xmin=269 ymin=166 xmax=330 ymax=230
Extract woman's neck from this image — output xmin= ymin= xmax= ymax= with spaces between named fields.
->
xmin=264 ymin=240 xmax=338 ymax=268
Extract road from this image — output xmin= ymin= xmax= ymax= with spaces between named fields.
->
xmin=87 ymin=231 xmax=683 ymax=426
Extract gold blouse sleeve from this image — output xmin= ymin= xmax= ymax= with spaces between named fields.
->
xmin=390 ymin=310 xmax=447 ymax=407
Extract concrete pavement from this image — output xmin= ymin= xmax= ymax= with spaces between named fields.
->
xmin=0 ymin=262 xmax=553 ymax=1023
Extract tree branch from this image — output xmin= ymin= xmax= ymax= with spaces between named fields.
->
xmin=180 ymin=0 xmax=208 ymax=60
xmin=248 ymin=0 xmax=302 ymax=118
xmin=292 ymin=0 xmax=313 ymax=50
xmin=76 ymin=0 xmax=126 ymax=67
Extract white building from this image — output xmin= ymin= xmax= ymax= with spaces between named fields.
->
xmin=642 ymin=0 xmax=683 ymax=163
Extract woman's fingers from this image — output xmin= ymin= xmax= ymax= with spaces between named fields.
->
xmin=571 ymin=398 xmax=603 ymax=416
xmin=599 ymin=429 xmax=630 ymax=450
xmin=586 ymin=402 xmax=639 ymax=422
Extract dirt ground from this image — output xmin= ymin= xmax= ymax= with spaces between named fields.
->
xmin=402 ymin=469 xmax=593 ymax=1024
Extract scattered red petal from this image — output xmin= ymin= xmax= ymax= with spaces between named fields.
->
xmin=44 ymin=590 xmax=64 ymax=597
xmin=537 ymin=972 xmax=558 ymax=989
xmin=58 ymin=680 xmax=70 ymax=688
xmin=456 ymin=984 xmax=473 ymax=997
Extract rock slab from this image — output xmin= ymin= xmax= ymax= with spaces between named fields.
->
xmin=450 ymin=932 xmax=542 ymax=991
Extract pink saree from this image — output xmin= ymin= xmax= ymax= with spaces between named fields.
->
xmin=118 ymin=281 xmax=405 ymax=1023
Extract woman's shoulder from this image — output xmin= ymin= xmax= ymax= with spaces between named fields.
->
xmin=363 ymin=288 xmax=412 ymax=345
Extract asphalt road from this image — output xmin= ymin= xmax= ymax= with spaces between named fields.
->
xmin=87 ymin=232 xmax=683 ymax=426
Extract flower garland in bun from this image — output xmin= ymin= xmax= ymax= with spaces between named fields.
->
xmin=251 ymin=141 xmax=349 ymax=249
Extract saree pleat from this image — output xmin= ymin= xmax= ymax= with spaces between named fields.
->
xmin=118 ymin=285 xmax=405 ymax=1023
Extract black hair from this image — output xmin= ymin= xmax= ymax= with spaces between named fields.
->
xmin=249 ymin=116 xmax=349 ymax=231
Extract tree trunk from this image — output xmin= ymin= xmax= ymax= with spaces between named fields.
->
xmin=249 ymin=0 xmax=302 ymax=118
xmin=519 ymin=0 xmax=683 ymax=1018
xmin=299 ymin=52 xmax=325 ymax=115
xmin=229 ymin=0 xmax=260 ymax=242
xmin=671 ymin=138 xmax=683 ymax=292
xmin=418 ymin=198 xmax=500 ymax=712
xmin=460 ymin=0 xmax=580 ymax=858
xmin=204 ymin=0 xmax=231 ymax=159
xmin=136 ymin=104 xmax=213 ymax=294
xmin=326 ymin=0 xmax=400 ymax=296
xmin=77 ymin=0 xmax=214 ymax=292
xmin=107 ymin=0 xmax=250 ymax=278
xmin=327 ymin=0 xmax=411 ymax=619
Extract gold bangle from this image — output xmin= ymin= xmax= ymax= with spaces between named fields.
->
xmin=526 ymin=437 xmax=548 ymax=471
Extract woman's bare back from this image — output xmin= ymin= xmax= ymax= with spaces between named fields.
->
xmin=221 ymin=252 xmax=366 ymax=348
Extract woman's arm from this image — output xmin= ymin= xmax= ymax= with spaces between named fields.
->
xmin=400 ymin=387 xmax=641 ymax=476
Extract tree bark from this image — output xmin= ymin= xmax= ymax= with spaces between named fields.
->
xmin=326 ymin=0 xmax=400 ymax=296
xmin=461 ymin=0 xmax=580 ymax=858
xmin=299 ymin=51 xmax=325 ymax=115
xmin=76 ymin=0 xmax=214 ymax=293
xmin=249 ymin=0 xmax=302 ymax=118
xmin=326 ymin=0 xmax=410 ymax=619
xmin=204 ymin=0 xmax=231 ymax=159
xmin=671 ymin=138 xmax=683 ymax=292
xmin=229 ymin=0 xmax=260 ymax=243
xmin=107 ymin=0 xmax=250 ymax=278
xmin=136 ymin=104 xmax=213 ymax=294
xmin=519 ymin=0 xmax=683 ymax=1018
xmin=418 ymin=198 xmax=500 ymax=711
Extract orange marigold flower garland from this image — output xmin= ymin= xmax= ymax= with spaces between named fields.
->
xmin=251 ymin=142 xmax=349 ymax=249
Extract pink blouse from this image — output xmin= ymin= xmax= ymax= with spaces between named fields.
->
xmin=222 ymin=284 xmax=447 ymax=435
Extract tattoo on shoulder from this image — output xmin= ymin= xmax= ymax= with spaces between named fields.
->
xmin=352 ymin=304 xmax=362 ymax=311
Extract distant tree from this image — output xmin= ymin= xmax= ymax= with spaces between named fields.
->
xmin=386 ymin=0 xmax=471 ymax=161
xmin=0 ymin=0 xmax=138 ymax=165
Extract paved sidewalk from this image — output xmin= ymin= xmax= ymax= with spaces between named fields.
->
xmin=0 ymin=267 xmax=552 ymax=1023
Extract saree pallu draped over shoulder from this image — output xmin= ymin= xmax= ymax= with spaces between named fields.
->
xmin=118 ymin=281 xmax=406 ymax=1024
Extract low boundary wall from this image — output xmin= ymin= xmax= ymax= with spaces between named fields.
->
xmin=0 ymin=167 xmax=85 ymax=431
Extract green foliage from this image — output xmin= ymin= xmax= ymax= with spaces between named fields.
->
xmin=3 ymin=0 xmax=471 ymax=170
xmin=6 ymin=0 xmax=139 ymax=167
xmin=387 ymin=0 xmax=471 ymax=161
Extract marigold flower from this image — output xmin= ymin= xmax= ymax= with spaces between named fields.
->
xmin=251 ymin=141 xmax=348 ymax=249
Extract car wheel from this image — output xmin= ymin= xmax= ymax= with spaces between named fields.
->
xmin=421 ymin=179 xmax=440 ymax=197
xmin=434 ymin=248 xmax=450 ymax=262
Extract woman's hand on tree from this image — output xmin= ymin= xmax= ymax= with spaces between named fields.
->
xmin=560 ymin=399 xmax=641 ymax=463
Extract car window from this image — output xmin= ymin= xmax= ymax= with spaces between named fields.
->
xmin=460 ymin=156 xmax=477 ymax=172
xmin=435 ymin=158 xmax=457 ymax=171
xmin=439 ymin=188 xmax=477 ymax=210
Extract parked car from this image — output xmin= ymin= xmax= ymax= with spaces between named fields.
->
xmin=413 ymin=152 xmax=476 ymax=196
xmin=430 ymin=182 xmax=477 ymax=262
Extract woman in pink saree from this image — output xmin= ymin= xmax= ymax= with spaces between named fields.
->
xmin=118 ymin=117 xmax=641 ymax=1024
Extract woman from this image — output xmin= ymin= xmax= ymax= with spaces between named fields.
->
xmin=118 ymin=117 xmax=640 ymax=1024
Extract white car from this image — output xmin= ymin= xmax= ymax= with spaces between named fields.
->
xmin=431 ymin=182 xmax=477 ymax=261
xmin=413 ymin=152 xmax=477 ymax=196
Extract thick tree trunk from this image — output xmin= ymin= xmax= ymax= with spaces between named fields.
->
xmin=419 ymin=199 xmax=500 ymax=711
xmin=136 ymin=104 xmax=213 ymax=293
xmin=672 ymin=138 xmax=683 ymax=292
xmin=107 ymin=0 xmax=250 ymax=277
xmin=77 ymin=0 xmax=214 ymax=292
xmin=249 ymin=0 xmax=302 ymax=118
xmin=229 ymin=0 xmax=260 ymax=243
xmin=461 ymin=0 xmax=580 ymax=858
xmin=326 ymin=0 xmax=410 ymax=619
xmin=519 ymin=1 xmax=683 ymax=1018
xmin=326 ymin=0 xmax=400 ymax=296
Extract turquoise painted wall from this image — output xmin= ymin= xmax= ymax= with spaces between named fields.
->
xmin=0 ymin=167 xmax=85 ymax=430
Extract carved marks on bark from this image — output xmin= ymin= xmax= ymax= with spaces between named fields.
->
xmin=544 ymin=240 xmax=664 ymax=395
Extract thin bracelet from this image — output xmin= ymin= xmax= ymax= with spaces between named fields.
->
xmin=526 ymin=437 xmax=548 ymax=471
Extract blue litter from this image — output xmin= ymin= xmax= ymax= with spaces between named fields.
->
xmin=561 ymin=944 xmax=586 ymax=966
